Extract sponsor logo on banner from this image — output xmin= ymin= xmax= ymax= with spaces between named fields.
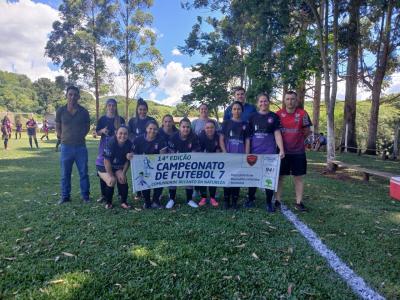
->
xmin=247 ymin=155 xmax=257 ymax=166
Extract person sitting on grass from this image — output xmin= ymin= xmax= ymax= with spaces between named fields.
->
xmin=128 ymin=120 xmax=168 ymax=209
xmin=98 ymin=125 xmax=132 ymax=210
xmin=247 ymin=93 xmax=285 ymax=212
xmin=220 ymin=101 xmax=251 ymax=210
xmin=197 ymin=119 xmax=221 ymax=207
xmin=314 ymin=133 xmax=327 ymax=151
xmin=166 ymin=117 xmax=201 ymax=209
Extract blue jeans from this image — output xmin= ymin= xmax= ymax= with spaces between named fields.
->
xmin=60 ymin=144 xmax=90 ymax=199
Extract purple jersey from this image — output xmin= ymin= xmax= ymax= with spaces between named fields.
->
xmin=168 ymin=132 xmax=200 ymax=153
xmin=95 ymin=115 xmax=126 ymax=166
xmin=221 ymin=119 xmax=250 ymax=154
xmin=103 ymin=136 xmax=132 ymax=170
xmin=198 ymin=131 xmax=221 ymax=153
xmin=128 ymin=116 xmax=156 ymax=141
xmin=26 ymin=119 xmax=37 ymax=135
xmin=249 ymin=112 xmax=280 ymax=154
xmin=133 ymin=134 xmax=167 ymax=154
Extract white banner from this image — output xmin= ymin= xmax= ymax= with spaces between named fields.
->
xmin=131 ymin=153 xmax=281 ymax=192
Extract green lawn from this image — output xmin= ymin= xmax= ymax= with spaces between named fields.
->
xmin=306 ymin=150 xmax=400 ymax=175
xmin=1 ymin=136 xmax=399 ymax=299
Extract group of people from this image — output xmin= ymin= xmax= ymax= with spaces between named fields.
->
xmin=1 ymin=113 xmax=50 ymax=150
xmin=55 ymin=85 xmax=311 ymax=213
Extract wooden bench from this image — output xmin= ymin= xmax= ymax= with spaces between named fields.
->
xmin=329 ymin=160 xmax=398 ymax=181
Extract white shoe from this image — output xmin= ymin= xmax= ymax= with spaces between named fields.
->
xmin=187 ymin=200 xmax=198 ymax=208
xmin=166 ymin=199 xmax=175 ymax=209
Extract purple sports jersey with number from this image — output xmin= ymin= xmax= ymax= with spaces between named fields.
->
xmin=249 ymin=112 xmax=280 ymax=154
xmin=221 ymin=119 xmax=249 ymax=154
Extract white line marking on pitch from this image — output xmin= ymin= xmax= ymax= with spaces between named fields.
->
xmin=281 ymin=205 xmax=385 ymax=300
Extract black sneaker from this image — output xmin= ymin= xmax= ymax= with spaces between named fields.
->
xmin=58 ymin=197 xmax=70 ymax=205
xmin=295 ymin=202 xmax=307 ymax=212
xmin=231 ymin=200 xmax=239 ymax=210
xmin=82 ymin=196 xmax=90 ymax=203
xmin=244 ymin=200 xmax=255 ymax=208
xmin=223 ymin=201 xmax=230 ymax=210
xmin=151 ymin=202 xmax=163 ymax=209
xmin=143 ymin=202 xmax=152 ymax=209
xmin=266 ymin=202 xmax=275 ymax=213
xmin=274 ymin=200 xmax=281 ymax=210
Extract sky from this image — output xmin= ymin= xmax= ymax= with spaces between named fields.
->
xmin=0 ymin=0 xmax=399 ymax=106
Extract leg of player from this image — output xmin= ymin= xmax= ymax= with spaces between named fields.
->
xmin=186 ymin=187 xmax=198 ymax=208
xmin=294 ymin=176 xmax=307 ymax=211
xmin=209 ymin=187 xmax=218 ymax=207
xmin=275 ymin=176 xmax=284 ymax=210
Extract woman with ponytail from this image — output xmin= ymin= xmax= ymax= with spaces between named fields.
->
xmin=95 ymin=98 xmax=125 ymax=202
xmin=128 ymin=98 xmax=156 ymax=142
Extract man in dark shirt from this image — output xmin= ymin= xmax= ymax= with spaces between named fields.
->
xmin=56 ymin=86 xmax=91 ymax=204
xmin=223 ymin=87 xmax=257 ymax=122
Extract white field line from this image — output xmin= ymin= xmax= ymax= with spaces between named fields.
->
xmin=281 ymin=205 xmax=385 ymax=300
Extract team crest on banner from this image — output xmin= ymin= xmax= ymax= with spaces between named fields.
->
xmin=247 ymin=155 xmax=257 ymax=166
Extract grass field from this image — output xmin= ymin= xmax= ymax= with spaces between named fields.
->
xmin=1 ymin=135 xmax=399 ymax=299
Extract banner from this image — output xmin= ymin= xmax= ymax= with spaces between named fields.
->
xmin=131 ymin=153 xmax=281 ymax=192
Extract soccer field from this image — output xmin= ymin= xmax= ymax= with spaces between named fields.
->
xmin=1 ymin=136 xmax=399 ymax=299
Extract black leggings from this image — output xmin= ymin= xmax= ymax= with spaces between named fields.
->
xmin=3 ymin=135 xmax=8 ymax=149
xmin=200 ymin=186 xmax=216 ymax=198
xmin=15 ymin=132 xmax=21 ymax=139
xmin=142 ymin=188 xmax=163 ymax=206
xmin=248 ymin=187 xmax=274 ymax=204
xmin=102 ymin=179 xmax=128 ymax=205
xmin=29 ymin=135 xmax=38 ymax=148
xmin=169 ymin=187 xmax=193 ymax=202
xmin=224 ymin=187 xmax=240 ymax=205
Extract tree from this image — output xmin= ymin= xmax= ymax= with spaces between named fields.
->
xmin=33 ymin=78 xmax=64 ymax=114
xmin=360 ymin=0 xmax=400 ymax=155
xmin=46 ymin=0 xmax=116 ymax=121
xmin=312 ymin=73 xmax=322 ymax=134
xmin=108 ymin=0 xmax=162 ymax=120
xmin=340 ymin=0 xmax=362 ymax=153
xmin=172 ymin=103 xmax=194 ymax=117
xmin=306 ymin=0 xmax=340 ymax=169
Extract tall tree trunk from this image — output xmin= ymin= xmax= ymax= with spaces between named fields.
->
xmin=326 ymin=0 xmax=339 ymax=168
xmin=125 ymin=4 xmax=130 ymax=121
xmin=313 ymin=73 xmax=321 ymax=135
xmin=125 ymin=70 xmax=129 ymax=120
xmin=91 ymin=4 xmax=100 ymax=122
xmin=392 ymin=122 xmax=399 ymax=159
xmin=94 ymin=45 xmax=100 ymax=122
xmin=341 ymin=0 xmax=360 ymax=153
xmin=296 ymin=80 xmax=306 ymax=109
xmin=281 ymin=84 xmax=288 ymax=108
xmin=366 ymin=0 xmax=394 ymax=155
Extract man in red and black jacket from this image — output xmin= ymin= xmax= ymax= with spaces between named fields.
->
xmin=275 ymin=91 xmax=312 ymax=212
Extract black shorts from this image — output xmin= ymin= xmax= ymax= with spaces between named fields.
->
xmin=280 ymin=153 xmax=307 ymax=176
